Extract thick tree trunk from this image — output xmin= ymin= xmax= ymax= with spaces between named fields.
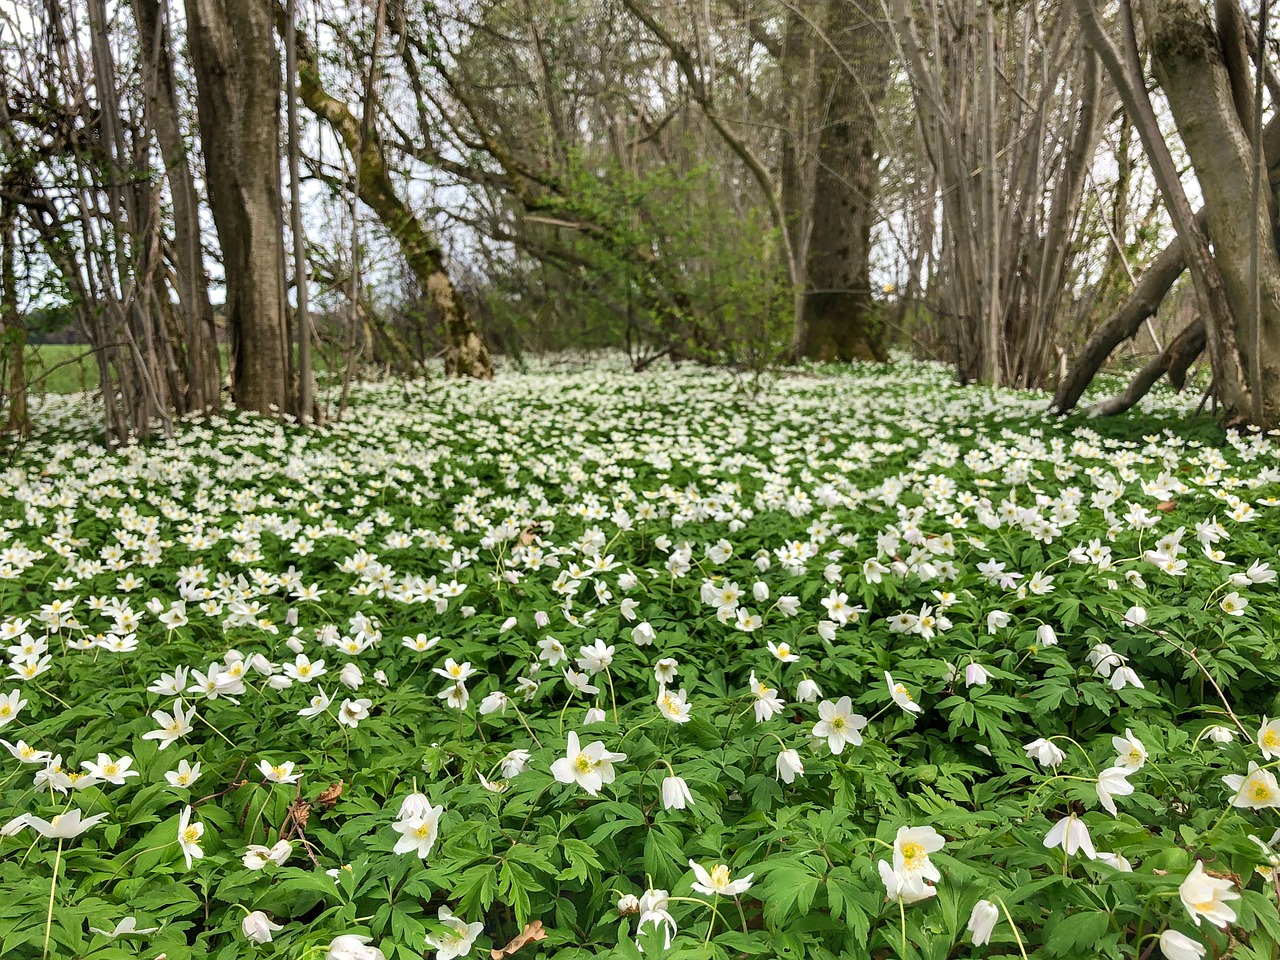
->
xmin=185 ymin=0 xmax=294 ymax=416
xmin=133 ymin=0 xmax=221 ymax=414
xmin=791 ymin=0 xmax=891 ymax=362
xmin=289 ymin=22 xmax=493 ymax=379
xmin=1145 ymin=0 xmax=1280 ymax=425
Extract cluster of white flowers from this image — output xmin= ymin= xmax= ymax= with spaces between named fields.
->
xmin=0 ymin=357 xmax=1275 ymax=957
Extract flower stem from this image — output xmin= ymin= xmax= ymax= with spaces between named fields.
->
xmin=42 ymin=837 xmax=63 ymax=958
xmin=994 ymin=896 xmax=1029 ymax=960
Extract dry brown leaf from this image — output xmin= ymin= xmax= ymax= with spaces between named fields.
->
xmin=316 ymin=781 xmax=344 ymax=808
xmin=287 ymin=799 xmax=311 ymax=830
xmin=519 ymin=525 xmax=539 ymax=546
xmin=490 ymin=920 xmax=547 ymax=958
xmin=1156 ymin=500 xmax=1176 ymax=512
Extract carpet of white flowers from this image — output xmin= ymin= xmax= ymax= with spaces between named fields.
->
xmin=2 ymin=356 xmax=1280 ymax=960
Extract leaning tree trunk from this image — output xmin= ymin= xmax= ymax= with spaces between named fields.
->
xmin=185 ymin=0 xmax=294 ymax=416
xmin=791 ymin=0 xmax=891 ymax=362
xmin=1087 ymin=317 xmax=1206 ymax=416
xmin=288 ymin=18 xmax=493 ymax=379
xmin=1052 ymin=212 xmax=1203 ymax=413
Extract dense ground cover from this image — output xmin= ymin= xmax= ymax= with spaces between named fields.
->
xmin=0 ymin=356 xmax=1277 ymax=960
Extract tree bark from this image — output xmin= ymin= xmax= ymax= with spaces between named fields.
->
xmin=791 ymin=0 xmax=891 ymax=362
xmin=185 ymin=0 xmax=294 ymax=415
xmin=283 ymin=0 xmax=314 ymax=422
xmin=1144 ymin=0 xmax=1280 ymax=425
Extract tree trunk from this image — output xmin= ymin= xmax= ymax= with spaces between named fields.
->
xmin=791 ymin=0 xmax=891 ymax=362
xmin=1087 ymin=317 xmax=1206 ymax=416
xmin=133 ymin=0 xmax=221 ymax=414
xmin=283 ymin=0 xmax=314 ymax=421
xmin=288 ymin=20 xmax=493 ymax=379
xmin=185 ymin=0 xmax=294 ymax=416
xmin=1052 ymin=211 xmax=1204 ymax=413
xmin=1 ymin=194 xmax=26 ymax=436
xmin=1143 ymin=0 xmax=1280 ymax=425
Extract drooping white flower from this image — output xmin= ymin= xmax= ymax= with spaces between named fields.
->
xmin=1096 ymin=766 xmax=1134 ymax=816
xmin=242 ymin=911 xmax=284 ymax=943
xmin=661 ymin=775 xmax=693 ymax=810
xmin=1043 ymin=814 xmax=1096 ymax=859
xmin=967 ymin=900 xmax=999 ymax=945
xmin=1024 ymin=738 xmax=1065 ymax=767
xmin=1158 ymin=930 xmax=1205 ymax=960
xmin=775 ymin=749 xmax=804 ymax=784
xmin=877 ymin=859 xmax=936 ymax=904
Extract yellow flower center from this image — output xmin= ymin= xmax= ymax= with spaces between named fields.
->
xmin=710 ymin=865 xmax=731 ymax=887
xmin=574 ymin=753 xmax=593 ymax=774
xmin=831 ymin=716 xmax=846 ymax=731
xmin=1252 ymin=782 xmax=1273 ymax=803
xmin=414 ymin=822 xmax=433 ymax=840
xmin=182 ymin=826 xmax=201 ymax=843
xmin=900 ymin=842 xmax=925 ymax=868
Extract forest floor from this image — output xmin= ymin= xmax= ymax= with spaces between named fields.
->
xmin=0 ymin=356 xmax=1273 ymax=960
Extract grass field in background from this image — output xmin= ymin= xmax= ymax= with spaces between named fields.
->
xmin=22 ymin=345 xmax=107 ymax=394
xmin=21 ymin=344 xmax=339 ymax=396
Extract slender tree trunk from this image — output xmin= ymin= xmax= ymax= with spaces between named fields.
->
xmin=133 ymin=0 xmax=221 ymax=414
xmin=1 ymin=195 xmax=26 ymax=436
xmin=186 ymin=0 xmax=294 ymax=416
xmin=284 ymin=0 xmax=313 ymax=422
